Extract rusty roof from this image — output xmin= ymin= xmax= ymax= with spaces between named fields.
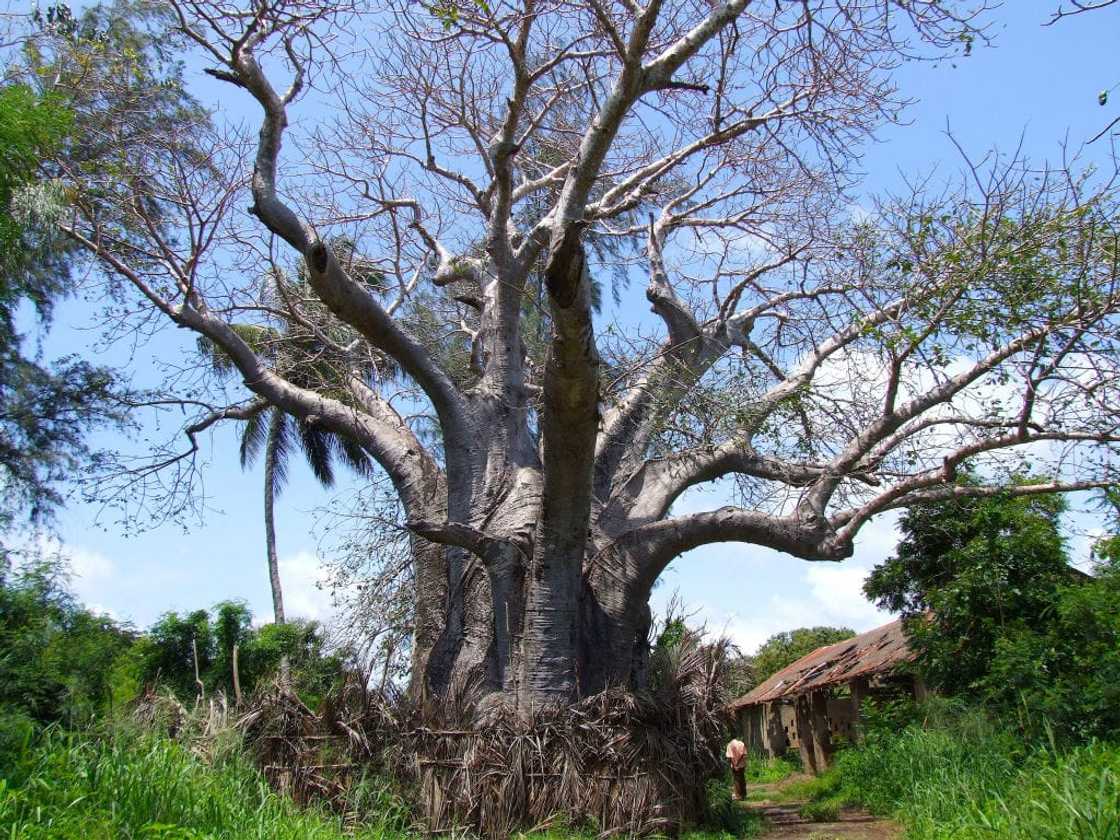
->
xmin=729 ymin=618 xmax=914 ymax=709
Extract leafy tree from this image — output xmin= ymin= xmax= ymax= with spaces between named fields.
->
xmin=140 ymin=608 xmax=214 ymax=700
xmin=979 ymin=556 xmax=1120 ymax=740
xmin=137 ymin=601 xmax=347 ymax=702
xmin=0 ymin=82 xmax=118 ymax=527
xmin=864 ymin=481 xmax=1074 ymax=694
xmin=0 ymin=0 xmax=210 ymax=528
xmin=1092 ymin=487 xmax=1120 ymax=565
xmin=750 ymin=626 xmax=856 ymax=687
xmin=0 ymin=550 xmax=134 ymax=725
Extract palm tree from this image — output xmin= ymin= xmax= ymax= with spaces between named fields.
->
xmin=237 ymin=402 xmax=372 ymax=624
xmin=202 ymin=241 xmax=383 ymax=624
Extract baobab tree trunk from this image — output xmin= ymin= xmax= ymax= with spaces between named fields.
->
xmin=263 ymin=410 xmax=286 ymax=625
xmin=72 ymin=0 xmax=1117 ymax=716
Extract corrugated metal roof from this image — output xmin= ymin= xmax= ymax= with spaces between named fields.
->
xmin=729 ymin=617 xmax=914 ymax=709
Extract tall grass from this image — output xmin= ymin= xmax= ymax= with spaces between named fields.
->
xmin=830 ymin=707 xmax=1120 ymax=839
xmin=0 ymin=727 xmax=411 ymax=839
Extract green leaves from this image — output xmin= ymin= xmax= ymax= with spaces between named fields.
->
xmin=863 ymin=479 xmax=1120 ymax=739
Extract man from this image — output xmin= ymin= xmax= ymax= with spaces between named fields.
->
xmin=726 ymin=737 xmax=747 ymax=800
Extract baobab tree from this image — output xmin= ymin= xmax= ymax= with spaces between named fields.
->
xmin=49 ymin=0 xmax=1120 ymax=707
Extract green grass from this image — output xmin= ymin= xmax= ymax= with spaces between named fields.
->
xmin=745 ymin=755 xmax=798 ymax=784
xmin=798 ymin=708 xmax=1120 ymax=840
xmin=0 ymin=727 xmax=411 ymax=839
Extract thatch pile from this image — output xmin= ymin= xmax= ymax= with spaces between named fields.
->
xmin=137 ymin=633 xmax=733 ymax=838
xmin=238 ymin=678 xmax=391 ymax=808
xmin=393 ymin=652 xmax=732 ymax=837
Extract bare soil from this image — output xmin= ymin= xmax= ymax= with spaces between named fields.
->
xmin=741 ymin=779 xmax=902 ymax=840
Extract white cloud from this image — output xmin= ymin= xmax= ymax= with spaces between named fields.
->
xmin=277 ymin=550 xmax=336 ymax=622
xmin=86 ymin=603 xmax=124 ymax=621
xmin=67 ymin=544 xmax=115 ymax=583
xmin=658 ymin=512 xmax=900 ymax=657
xmin=13 ymin=534 xmax=116 ymax=608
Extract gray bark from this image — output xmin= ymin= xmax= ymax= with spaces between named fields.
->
xmin=71 ymin=0 xmax=1119 ymax=711
xmin=264 ymin=410 xmax=286 ymax=625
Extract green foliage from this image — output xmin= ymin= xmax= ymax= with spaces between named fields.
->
xmin=0 ymin=84 xmax=71 ymax=269
xmin=0 ymin=81 xmax=122 ymax=526
xmin=979 ymin=557 xmax=1120 ymax=740
xmin=0 ymin=0 xmax=207 ymax=526
xmin=825 ymin=703 xmax=1120 ymax=840
xmin=137 ymin=602 xmax=347 ymax=704
xmin=655 ymin=617 xmax=687 ymax=650
xmin=748 ymin=626 xmax=855 ymax=688
xmin=697 ymin=776 xmax=765 ymax=838
xmin=865 ymin=481 xmax=1072 ymax=694
xmin=866 ymin=481 xmax=1120 ymax=740
xmin=798 ymin=794 xmax=842 ymax=822
xmin=0 ymin=727 xmax=412 ymax=839
xmin=0 ymin=552 xmax=134 ymax=726
xmin=744 ymin=754 xmax=797 ymax=784
xmin=1092 ymin=488 xmax=1120 ymax=566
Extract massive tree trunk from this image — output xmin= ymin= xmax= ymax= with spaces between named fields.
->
xmin=65 ymin=0 xmax=1120 ymax=711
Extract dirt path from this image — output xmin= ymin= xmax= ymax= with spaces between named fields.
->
xmin=741 ymin=780 xmax=902 ymax=840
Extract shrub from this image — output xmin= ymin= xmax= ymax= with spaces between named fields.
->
xmin=826 ymin=704 xmax=1120 ymax=839
xmin=0 ymin=554 xmax=134 ymax=725
xmin=138 ymin=602 xmax=348 ymax=705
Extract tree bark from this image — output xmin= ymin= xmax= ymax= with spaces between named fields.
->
xmin=263 ymin=410 xmax=286 ymax=625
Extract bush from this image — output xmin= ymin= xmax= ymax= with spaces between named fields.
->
xmin=826 ymin=703 xmax=1120 ymax=839
xmin=979 ymin=558 xmax=1120 ymax=741
xmin=745 ymin=754 xmax=797 ymax=784
xmin=700 ymin=776 xmax=764 ymax=838
xmin=0 ymin=554 xmax=134 ymax=725
xmin=138 ymin=602 xmax=348 ymax=705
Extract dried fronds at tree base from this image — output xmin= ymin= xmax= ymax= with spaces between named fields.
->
xmin=238 ymin=680 xmax=375 ymax=809
xmin=196 ymin=632 xmax=732 ymax=838
xmin=388 ymin=632 xmax=733 ymax=838
xmin=130 ymin=685 xmax=240 ymax=763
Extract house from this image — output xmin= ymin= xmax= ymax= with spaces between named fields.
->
xmin=728 ymin=617 xmax=924 ymax=774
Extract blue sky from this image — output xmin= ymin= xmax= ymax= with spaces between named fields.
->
xmin=30 ymin=3 xmax=1120 ymax=654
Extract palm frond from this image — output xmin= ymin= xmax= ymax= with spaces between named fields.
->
xmin=198 ymin=324 xmax=282 ymax=374
xmin=336 ymin=435 xmax=374 ymax=477
xmin=238 ymin=407 xmax=269 ymax=468
xmin=297 ymin=421 xmax=336 ymax=488
xmin=268 ymin=410 xmax=293 ymax=496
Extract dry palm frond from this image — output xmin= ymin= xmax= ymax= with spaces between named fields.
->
xmin=386 ymin=630 xmax=732 ymax=838
xmin=137 ymin=633 xmax=732 ymax=838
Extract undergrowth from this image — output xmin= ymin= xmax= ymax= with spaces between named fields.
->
xmin=745 ymin=754 xmax=797 ymax=784
xmin=798 ymin=703 xmax=1120 ymax=839
xmin=0 ymin=725 xmax=762 ymax=840
xmin=0 ymin=726 xmax=411 ymax=839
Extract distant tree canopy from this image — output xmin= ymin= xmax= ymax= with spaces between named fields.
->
xmin=0 ymin=550 xmax=134 ymax=728
xmin=749 ymin=626 xmax=856 ymax=689
xmin=138 ymin=602 xmax=348 ymax=705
